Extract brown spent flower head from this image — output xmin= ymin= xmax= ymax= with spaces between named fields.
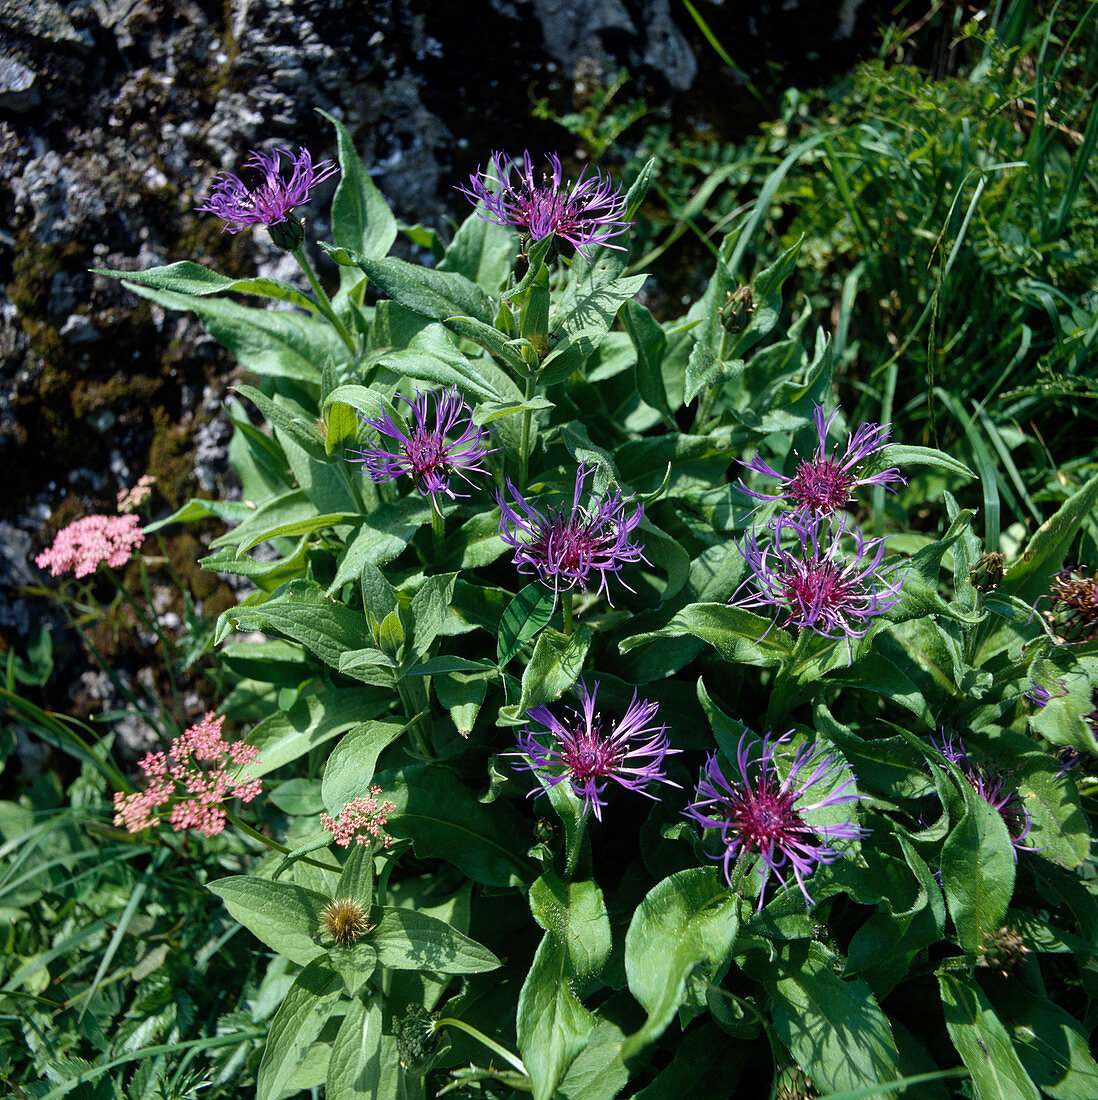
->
xmin=978 ymin=924 xmax=1030 ymax=976
xmin=321 ymin=898 xmax=373 ymax=946
xmin=1047 ymin=565 xmax=1098 ymax=643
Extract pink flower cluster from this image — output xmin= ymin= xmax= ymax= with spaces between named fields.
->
xmin=321 ymin=785 xmax=396 ymax=848
xmin=36 ymin=514 xmax=145 ymax=579
xmin=117 ymin=475 xmax=156 ymax=513
xmin=113 ymin=712 xmax=262 ymax=838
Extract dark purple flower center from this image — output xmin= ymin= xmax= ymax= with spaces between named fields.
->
xmin=403 ymin=429 xmax=447 ymax=477
xmin=563 ymin=723 xmax=619 ymax=781
xmin=789 ymin=456 xmax=855 ymax=513
xmin=730 ymin=781 xmax=803 ymax=848
xmin=533 ymin=514 xmax=610 ymax=570
xmin=780 ymin=560 xmax=852 ymax=617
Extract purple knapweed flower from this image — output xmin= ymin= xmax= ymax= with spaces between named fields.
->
xmin=496 ymin=464 xmax=645 ymax=602
xmin=459 ymin=151 xmax=631 ymax=259
xmin=934 ymin=734 xmax=1032 ymax=853
xmin=1026 ymin=678 xmax=1067 ymax=709
xmin=197 ymin=146 xmax=338 ymax=235
xmin=732 ymin=511 xmax=904 ymax=640
xmin=684 ymin=733 xmax=866 ymax=909
xmin=739 ymin=405 xmax=905 ymax=515
xmin=514 ymin=681 xmax=679 ymax=820
xmin=348 ymin=387 xmax=493 ymax=504
xmin=1055 ymin=747 xmax=1083 ymax=777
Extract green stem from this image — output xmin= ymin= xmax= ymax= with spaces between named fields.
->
xmin=130 ymin=562 xmax=186 ymax=725
xmin=433 ymin=1018 xmax=528 ymax=1077
xmin=396 ymin=679 xmax=433 ymax=759
xmin=562 ymin=591 xmax=574 ymax=639
xmin=518 ymin=368 xmax=537 ymax=488
xmin=292 ymin=245 xmax=357 ymax=355
xmin=225 ymin=811 xmax=341 ymax=872
xmin=431 ymin=504 xmax=445 ymax=563
xmin=766 ymin=629 xmax=815 ymax=727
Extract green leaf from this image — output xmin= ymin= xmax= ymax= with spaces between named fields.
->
xmin=876 ymin=443 xmax=975 ymax=480
xmin=1003 ymin=469 xmax=1098 ymax=606
xmin=328 ymin=499 xmax=433 ymax=593
xmin=326 ymin=995 xmax=384 ymax=1100
xmin=517 ymin=934 xmax=594 ymax=1100
xmin=256 ymin=956 xmax=345 ymax=1100
xmin=538 ymin=275 xmax=648 ymax=387
xmin=220 ymin=579 xmax=372 ymax=673
xmin=557 ymin=1018 xmax=629 ymax=1100
xmin=939 ymin=972 xmax=1041 ymax=1100
xmin=368 ymin=906 xmax=501 ymax=973
xmin=322 ymin=719 xmax=408 ymax=815
xmin=408 ymin=572 xmax=458 ymax=663
xmin=631 ymin=1020 xmax=747 ymax=1099
xmin=438 ymin=206 xmax=515 ymax=291
xmin=320 ymin=109 xmax=398 ymax=261
xmin=497 ymin=584 xmax=556 ymax=666
xmin=940 ymin=783 xmax=1016 ymax=957
xmin=142 ymin=496 xmax=254 ymax=535
xmin=344 ymin=251 xmax=494 ymax=325
xmin=96 ymin=260 xmax=317 ymax=310
xmin=763 ymin=940 xmax=901 ymax=1095
xmin=517 ymin=874 xmax=611 ymax=1100
xmin=443 ymin=313 xmax=527 ymax=372
xmin=529 ymin=873 xmax=611 ymax=980
xmin=335 ymin=842 xmax=375 ymax=905
xmin=621 ymin=867 xmax=740 ymax=1059
xmin=620 ymin=603 xmax=793 ymax=665
xmin=623 ymin=300 xmax=674 ymax=423
xmin=242 ymin=688 xmax=391 ymax=779
xmin=207 ymin=877 xmax=330 ymax=968
xmin=1008 ymin=994 xmax=1098 ymax=1099
xmin=513 ymin=625 xmax=591 ymax=718
xmin=235 ymin=384 xmax=330 ymax=462
xmin=376 ymin=765 xmax=537 ymax=887
xmin=120 ymin=282 xmax=343 ymax=381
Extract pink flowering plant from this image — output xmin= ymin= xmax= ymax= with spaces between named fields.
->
xmin=47 ymin=107 xmax=1098 ymax=1100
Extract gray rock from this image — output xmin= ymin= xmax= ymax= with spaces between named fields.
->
xmin=0 ymin=0 xmax=92 ymax=50
xmin=0 ymin=53 xmax=40 ymax=111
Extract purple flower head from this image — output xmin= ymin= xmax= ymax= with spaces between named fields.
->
xmin=739 ymin=405 xmax=905 ymax=516
xmin=1026 ymin=677 xmax=1067 ymax=709
xmin=934 ymin=734 xmax=1032 ymax=853
xmin=459 ymin=151 xmax=631 ymax=259
xmin=684 ymin=733 xmax=866 ymax=909
xmin=496 ymin=464 xmax=646 ymax=602
xmin=197 ymin=146 xmax=338 ymax=234
xmin=1055 ymin=747 xmax=1083 ymax=778
xmin=348 ymin=387 xmax=494 ymax=503
xmin=732 ymin=511 xmax=904 ymax=640
xmin=514 ymin=681 xmax=679 ymax=821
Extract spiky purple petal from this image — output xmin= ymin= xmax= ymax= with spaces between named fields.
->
xmin=684 ymin=732 xmax=866 ymax=908
xmin=738 ymin=404 xmax=906 ymax=515
xmin=348 ymin=386 xmax=493 ymax=501
xmin=459 ymin=151 xmax=631 ymax=259
xmin=497 ymin=464 xmax=645 ymax=602
xmin=514 ymin=681 xmax=679 ymax=820
xmin=198 ymin=146 xmax=338 ymax=232
xmin=732 ymin=511 xmax=904 ymax=640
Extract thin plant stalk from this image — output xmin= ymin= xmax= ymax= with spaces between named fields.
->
xmin=292 ymin=245 xmax=357 ymax=354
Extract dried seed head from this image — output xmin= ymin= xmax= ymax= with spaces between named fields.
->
xmin=1048 ymin=566 xmax=1098 ymax=643
xmin=978 ymin=924 xmax=1029 ymax=976
xmin=321 ymin=898 xmax=372 ymax=946
xmin=970 ymin=551 xmax=1005 ymax=592
xmin=396 ymin=1004 xmax=442 ymax=1074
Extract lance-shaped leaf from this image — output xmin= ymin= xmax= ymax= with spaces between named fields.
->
xmin=367 ymin=906 xmax=500 ymax=973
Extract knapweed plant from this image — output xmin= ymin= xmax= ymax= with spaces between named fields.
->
xmin=74 ymin=110 xmax=1098 ymax=1098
